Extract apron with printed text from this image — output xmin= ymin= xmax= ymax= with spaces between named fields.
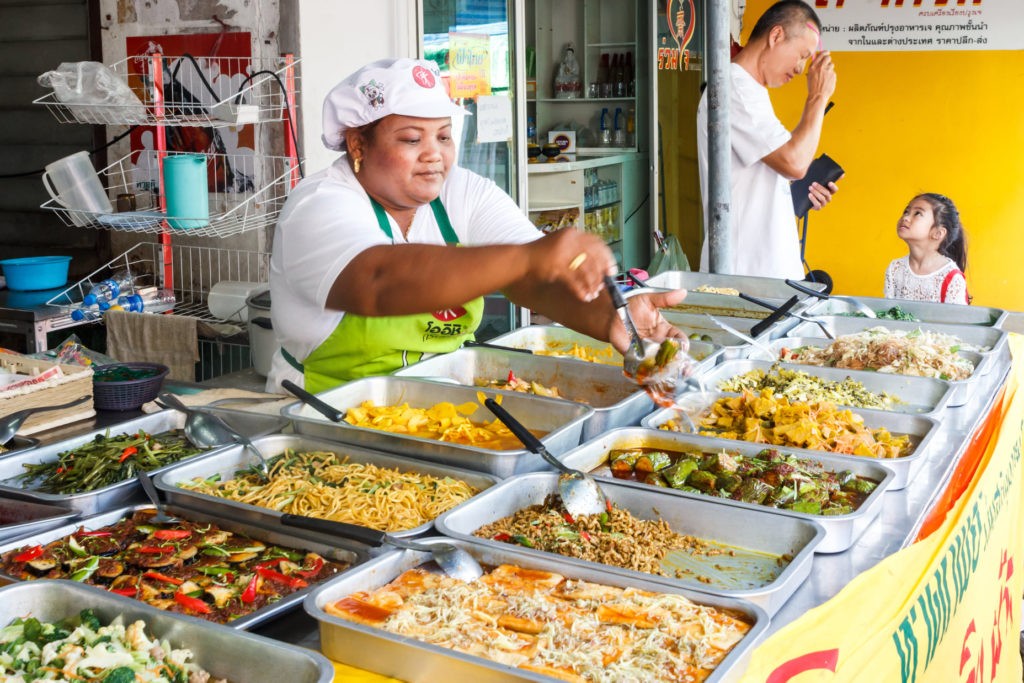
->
xmin=285 ymin=198 xmax=482 ymax=393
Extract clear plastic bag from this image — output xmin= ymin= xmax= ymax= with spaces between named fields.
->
xmin=37 ymin=62 xmax=147 ymax=123
xmin=26 ymin=334 xmax=119 ymax=368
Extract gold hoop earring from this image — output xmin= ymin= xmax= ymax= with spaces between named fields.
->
xmin=353 ymin=157 xmax=362 ymax=174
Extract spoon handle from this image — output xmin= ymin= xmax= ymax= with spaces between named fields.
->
xmin=462 ymin=340 xmax=533 ymax=354
xmin=483 ymin=398 xmax=571 ymax=476
xmin=136 ymin=470 xmax=165 ymax=510
xmin=281 ymin=513 xmax=386 ymax=547
xmin=784 ymin=278 xmax=828 ymax=300
xmin=281 ymin=380 xmax=343 ymax=422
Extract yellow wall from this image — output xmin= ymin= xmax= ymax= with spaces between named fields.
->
xmin=746 ymin=0 xmax=1024 ymax=310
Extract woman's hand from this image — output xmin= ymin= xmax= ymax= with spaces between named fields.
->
xmin=526 ymin=228 xmax=617 ymax=303
xmin=609 ymin=288 xmax=689 ymax=354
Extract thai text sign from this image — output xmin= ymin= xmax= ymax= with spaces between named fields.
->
xmin=812 ymin=0 xmax=1019 ymax=51
xmin=739 ymin=334 xmax=1024 ymax=682
xmin=448 ymin=33 xmax=491 ymax=98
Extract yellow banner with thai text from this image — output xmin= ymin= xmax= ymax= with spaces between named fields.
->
xmin=739 ymin=334 xmax=1024 ymax=683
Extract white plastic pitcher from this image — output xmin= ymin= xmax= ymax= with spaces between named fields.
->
xmin=41 ymin=151 xmax=112 ymax=226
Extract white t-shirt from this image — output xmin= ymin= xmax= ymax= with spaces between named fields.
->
xmin=697 ymin=63 xmax=803 ymax=279
xmin=884 ymin=256 xmax=968 ymax=305
xmin=266 ymin=158 xmax=542 ymax=390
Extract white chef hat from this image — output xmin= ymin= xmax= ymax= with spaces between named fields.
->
xmin=321 ymin=58 xmax=469 ymax=151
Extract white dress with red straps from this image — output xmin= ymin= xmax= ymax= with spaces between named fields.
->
xmin=883 ymin=256 xmax=968 ymax=305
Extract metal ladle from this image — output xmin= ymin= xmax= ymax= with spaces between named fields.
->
xmin=135 ymin=470 xmax=178 ymax=524
xmin=0 ymin=395 xmax=91 ymax=446
xmin=484 ymin=398 xmax=609 ymax=517
xmin=157 ymin=393 xmax=271 ymax=482
xmin=280 ymin=514 xmax=483 ymax=583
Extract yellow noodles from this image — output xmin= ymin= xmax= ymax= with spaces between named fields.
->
xmin=179 ymin=449 xmax=478 ymax=532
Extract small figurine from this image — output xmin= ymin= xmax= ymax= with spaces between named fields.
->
xmin=554 ymin=43 xmax=582 ymax=99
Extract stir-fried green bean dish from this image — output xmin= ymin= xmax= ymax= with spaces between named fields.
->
xmin=13 ymin=429 xmax=207 ymax=494
xmin=607 ymin=446 xmax=879 ymax=516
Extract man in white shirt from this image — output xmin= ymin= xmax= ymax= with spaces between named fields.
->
xmin=697 ymin=0 xmax=838 ymax=279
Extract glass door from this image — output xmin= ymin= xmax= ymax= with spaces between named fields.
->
xmin=420 ymin=0 xmax=523 ymax=337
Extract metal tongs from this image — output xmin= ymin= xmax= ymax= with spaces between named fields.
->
xmin=739 ymin=293 xmax=835 ymax=340
xmin=785 ymin=278 xmax=877 ymax=319
xmin=604 ymin=275 xmax=653 ymax=376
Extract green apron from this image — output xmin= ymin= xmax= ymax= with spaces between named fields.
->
xmin=283 ymin=197 xmax=483 ymax=393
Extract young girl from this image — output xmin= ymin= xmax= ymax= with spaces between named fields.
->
xmin=884 ymin=193 xmax=969 ymax=305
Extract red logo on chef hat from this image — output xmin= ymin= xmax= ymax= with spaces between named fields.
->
xmin=432 ymin=306 xmax=466 ymax=322
xmin=411 ymin=65 xmax=436 ymax=89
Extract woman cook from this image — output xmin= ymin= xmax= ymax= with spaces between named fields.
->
xmin=268 ymin=58 xmax=686 ymax=393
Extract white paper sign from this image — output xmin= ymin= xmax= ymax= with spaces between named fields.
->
xmin=815 ymin=0 xmax=1017 ymax=52
xmin=475 ymin=95 xmax=512 ymax=143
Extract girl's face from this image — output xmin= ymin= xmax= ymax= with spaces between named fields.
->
xmin=897 ymin=198 xmax=943 ymax=243
xmin=354 ymin=115 xmax=455 ymax=210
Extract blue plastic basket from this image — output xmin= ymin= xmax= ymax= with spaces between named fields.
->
xmin=0 ymin=256 xmax=72 ymax=291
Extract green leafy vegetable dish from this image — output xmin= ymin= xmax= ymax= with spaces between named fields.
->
xmin=0 ymin=608 xmax=228 ymax=682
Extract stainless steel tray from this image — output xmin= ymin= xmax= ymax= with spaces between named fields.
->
xmin=803 ymin=295 xmax=1008 ymax=327
xmin=394 ymin=346 xmax=654 ymax=440
xmin=0 ymin=409 xmax=231 ymax=516
xmin=697 ymin=358 xmax=955 ymax=415
xmin=488 ymin=323 xmax=724 ymax=367
xmin=659 ymin=310 xmax=797 ymax=361
xmin=560 ymin=428 xmax=895 ymax=553
xmin=0 ymin=503 xmax=367 ymax=630
xmin=0 ymin=580 xmax=334 ymax=682
xmin=283 ymin=376 xmax=593 ymax=478
xmin=744 ymin=336 xmax=987 ymax=408
xmin=0 ymin=435 xmax=39 ymax=458
xmin=641 ymin=391 xmax=941 ymax=490
xmin=155 ymin=433 xmax=500 ymax=547
xmin=646 ymin=270 xmax=827 ymax=300
xmin=785 ymin=315 xmax=1008 ymax=362
xmin=306 ymin=537 xmax=770 ymax=683
xmin=0 ymin=496 xmax=78 ymax=544
xmin=435 ymin=471 xmax=824 ymax=615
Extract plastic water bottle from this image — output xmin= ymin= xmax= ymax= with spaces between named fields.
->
xmin=114 ymin=289 xmax=176 ymax=313
xmin=70 ymin=306 xmax=102 ymax=322
xmin=83 ymin=270 xmax=134 ymax=306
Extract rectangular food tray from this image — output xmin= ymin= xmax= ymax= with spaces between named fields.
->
xmin=744 ymin=336 xmax=986 ymax=408
xmin=560 ymin=427 xmax=895 ymax=553
xmin=0 ymin=580 xmax=334 ymax=682
xmin=0 ymin=410 xmax=230 ymax=515
xmin=696 ymin=358 xmax=955 ymax=415
xmin=306 ymin=537 xmax=770 ymax=683
xmin=658 ymin=310 xmax=796 ymax=360
xmin=487 ymin=323 xmax=724 ymax=369
xmin=641 ymin=391 xmax=941 ymax=490
xmin=394 ymin=346 xmax=654 ymax=440
xmin=155 ymin=433 xmax=500 ymax=548
xmin=786 ymin=315 xmax=1008 ymax=364
xmin=0 ymin=496 xmax=78 ymax=544
xmin=803 ymin=295 xmax=1008 ymax=327
xmin=645 ymin=270 xmax=827 ymax=300
xmin=283 ymin=376 xmax=593 ymax=478
xmin=0 ymin=503 xmax=367 ymax=630
xmin=434 ymin=471 xmax=825 ymax=615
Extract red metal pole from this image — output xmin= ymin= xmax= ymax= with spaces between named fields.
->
xmin=283 ymin=53 xmax=300 ymax=188
xmin=151 ymin=53 xmax=173 ymax=290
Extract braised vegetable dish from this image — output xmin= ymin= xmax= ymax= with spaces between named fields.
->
xmin=607 ymin=446 xmax=878 ymax=515
xmin=326 ymin=564 xmax=752 ymax=682
xmin=0 ymin=510 xmax=348 ymax=624
xmin=662 ymin=389 xmax=913 ymax=459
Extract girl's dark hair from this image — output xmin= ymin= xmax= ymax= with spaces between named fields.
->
xmin=749 ymin=0 xmax=822 ymax=42
xmin=917 ymin=192 xmax=968 ymax=272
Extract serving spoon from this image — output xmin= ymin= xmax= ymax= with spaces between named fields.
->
xmin=484 ymin=398 xmax=609 ymax=517
xmin=281 ymin=379 xmax=343 ymax=422
xmin=0 ymin=395 xmax=92 ymax=446
xmin=280 ymin=514 xmax=483 ymax=582
xmin=135 ymin=470 xmax=179 ymax=524
xmin=156 ymin=393 xmax=271 ymax=482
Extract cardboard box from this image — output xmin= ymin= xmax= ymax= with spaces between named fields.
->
xmin=548 ymin=130 xmax=577 ymax=153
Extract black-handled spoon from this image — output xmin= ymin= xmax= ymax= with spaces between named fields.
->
xmin=281 ymin=379 xmax=343 ymax=422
